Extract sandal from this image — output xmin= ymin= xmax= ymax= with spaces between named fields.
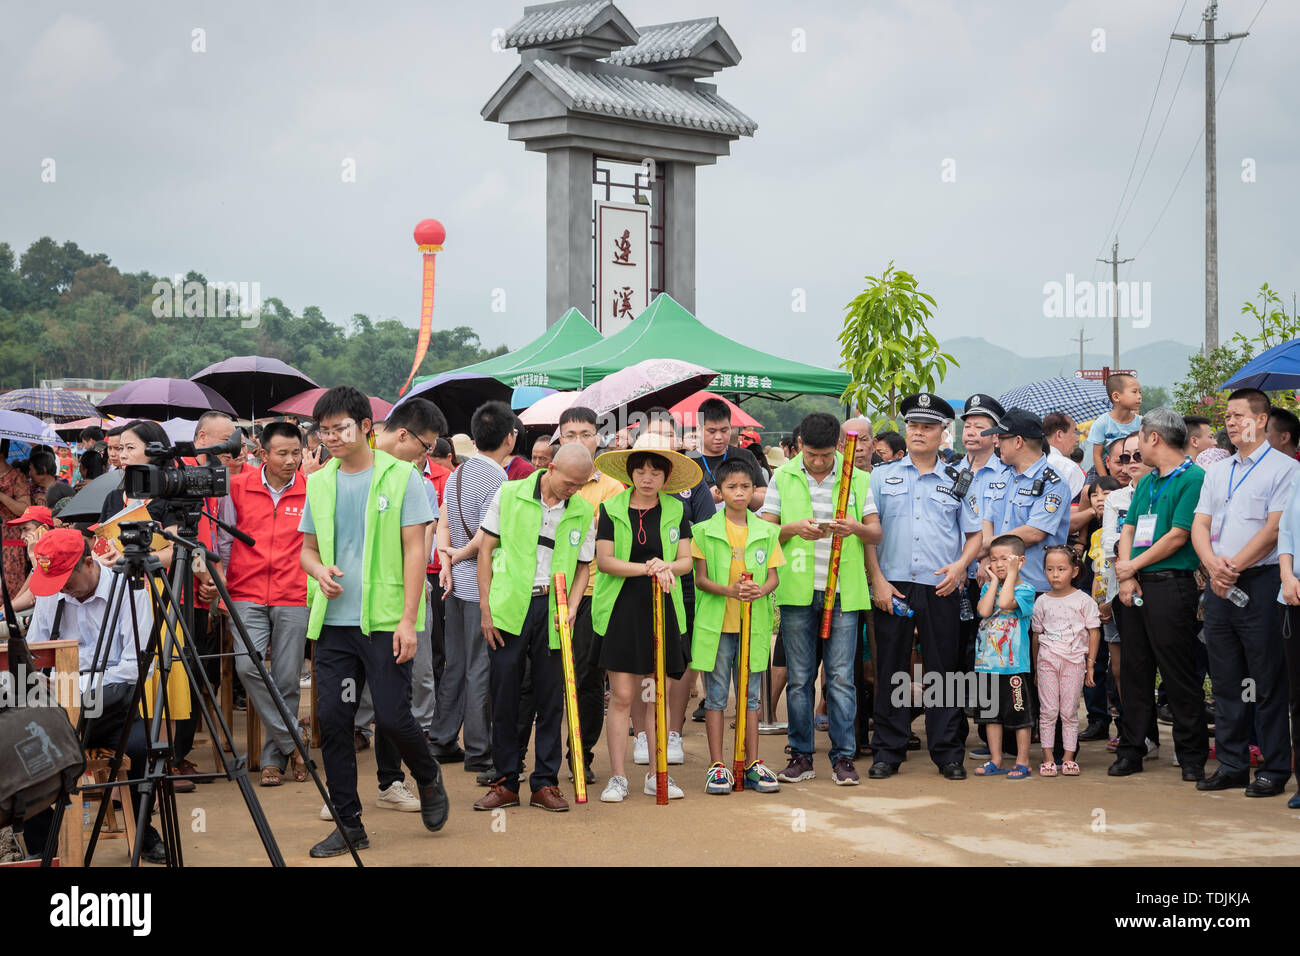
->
xmin=1039 ymin=762 xmax=1058 ymax=777
xmin=259 ymin=765 xmax=284 ymax=787
xmin=1061 ymin=760 xmax=1081 ymax=776
xmin=290 ymin=751 xmax=308 ymax=782
xmin=974 ymin=761 xmax=1007 ymax=776
xmin=1007 ymin=764 xmax=1031 ymax=780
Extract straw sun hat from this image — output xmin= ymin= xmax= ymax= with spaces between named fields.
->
xmin=595 ymin=433 xmax=702 ymax=495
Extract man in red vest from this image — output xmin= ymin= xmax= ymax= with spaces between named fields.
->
xmin=217 ymin=420 xmax=310 ymax=785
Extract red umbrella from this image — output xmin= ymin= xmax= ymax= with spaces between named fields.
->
xmin=670 ymin=390 xmax=761 ymax=429
xmin=270 ymin=388 xmax=393 ymax=421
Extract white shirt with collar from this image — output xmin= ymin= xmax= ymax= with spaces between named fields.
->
xmin=1046 ymin=447 xmax=1086 ymax=500
xmin=28 ymin=563 xmax=154 ymax=692
xmin=1194 ymin=441 xmax=1300 ymax=566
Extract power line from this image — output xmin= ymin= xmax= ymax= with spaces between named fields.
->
xmin=1093 ymin=0 xmax=1191 ymax=276
xmin=1130 ymin=0 xmax=1266 ymax=266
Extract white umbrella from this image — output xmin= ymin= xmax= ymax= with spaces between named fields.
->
xmin=0 ymin=409 xmax=69 ymax=447
xmin=160 ymin=417 xmax=199 ymax=444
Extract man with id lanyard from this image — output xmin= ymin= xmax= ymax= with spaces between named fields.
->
xmin=1191 ymin=388 xmax=1298 ymax=796
xmin=1111 ymin=409 xmax=1207 ymax=780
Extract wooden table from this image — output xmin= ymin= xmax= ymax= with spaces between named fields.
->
xmin=0 ymin=639 xmax=82 ymax=867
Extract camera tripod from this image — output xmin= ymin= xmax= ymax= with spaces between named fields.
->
xmin=40 ymin=517 xmax=363 ymax=867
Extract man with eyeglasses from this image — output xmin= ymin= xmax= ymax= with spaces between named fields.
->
xmin=1110 ymin=409 xmax=1207 ymax=780
xmin=557 ymin=405 xmax=625 ymax=781
xmin=299 ymin=386 xmax=448 ymax=857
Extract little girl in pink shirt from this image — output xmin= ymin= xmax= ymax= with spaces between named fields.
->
xmin=1031 ymin=546 xmax=1101 ymax=776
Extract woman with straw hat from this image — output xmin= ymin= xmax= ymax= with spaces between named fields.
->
xmin=592 ymin=435 xmax=701 ymax=802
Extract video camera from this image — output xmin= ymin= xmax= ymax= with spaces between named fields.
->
xmin=123 ymin=435 xmax=243 ymax=501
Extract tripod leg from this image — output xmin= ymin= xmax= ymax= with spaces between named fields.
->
xmin=209 ymin=570 xmax=363 ymax=865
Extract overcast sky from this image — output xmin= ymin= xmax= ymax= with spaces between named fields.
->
xmin=3 ymin=0 xmax=1295 ymax=371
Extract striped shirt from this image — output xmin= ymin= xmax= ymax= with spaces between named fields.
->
xmin=444 ymin=454 xmax=508 ymax=600
xmin=760 ymin=465 xmax=876 ymax=591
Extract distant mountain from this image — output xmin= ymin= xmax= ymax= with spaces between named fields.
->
xmin=935 ymin=337 xmax=1198 ymax=399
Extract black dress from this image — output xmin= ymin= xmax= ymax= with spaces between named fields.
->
xmin=596 ymin=501 xmax=691 ymax=678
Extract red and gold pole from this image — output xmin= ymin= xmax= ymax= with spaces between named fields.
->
xmin=733 ymin=571 xmax=753 ymax=790
xmin=819 ymin=432 xmax=859 ymax=639
xmin=553 ymin=572 xmax=586 ymax=804
xmin=652 ymin=579 xmax=668 ymax=806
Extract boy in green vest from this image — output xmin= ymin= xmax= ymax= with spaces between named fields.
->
xmin=299 ymin=386 xmax=448 ymax=858
xmin=473 ymin=443 xmax=597 ymax=813
xmin=691 ymin=458 xmax=785 ymax=794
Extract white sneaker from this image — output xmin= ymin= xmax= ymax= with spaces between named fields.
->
xmin=600 ymin=775 xmax=629 ymax=803
xmin=644 ymin=771 xmax=684 ymax=799
xmin=667 ymin=731 xmax=684 ymax=765
xmin=1144 ymin=737 xmax=1160 ymax=760
xmin=319 ymin=804 xmax=332 ymax=821
xmin=376 ymin=780 xmax=420 ymax=812
xmin=633 ymin=731 xmax=649 ymax=765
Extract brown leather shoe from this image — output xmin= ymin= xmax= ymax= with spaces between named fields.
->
xmin=529 ymin=785 xmax=569 ymax=812
xmin=473 ymin=781 xmax=520 ymax=811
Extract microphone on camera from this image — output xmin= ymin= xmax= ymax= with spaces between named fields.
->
xmin=190 ymin=434 xmax=245 ymax=460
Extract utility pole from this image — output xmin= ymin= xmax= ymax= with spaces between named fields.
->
xmin=1173 ymin=0 xmax=1249 ymax=355
xmin=1097 ymin=239 xmax=1132 ymax=370
xmin=1071 ymin=329 xmax=1094 ymax=372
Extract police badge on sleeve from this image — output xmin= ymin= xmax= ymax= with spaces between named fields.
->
xmin=1044 ymin=493 xmax=1062 ymax=513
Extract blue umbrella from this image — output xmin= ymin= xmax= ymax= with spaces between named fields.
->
xmin=1221 ymin=338 xmax=1300 ymax=391
xmin=998 ymin=377 xmax=1112 ymax=422
xmin=511 ymin=385 xmax=556 ymax=411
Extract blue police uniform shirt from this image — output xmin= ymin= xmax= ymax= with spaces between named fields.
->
xmin=986 ymin=453 xmax=1070 ymax=592
xmin=873 ymin=454 xmax=982 ymax=584
xmin=960 ymin=453 xmax=1011 ymax=578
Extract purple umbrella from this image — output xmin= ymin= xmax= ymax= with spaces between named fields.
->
xmin=191 ymin=355 xmax=318 ymax=420
xmin=389 ymin=372 xmax=512 ymax=435
xmin=98 ymin=378 xmax=236 ymax=420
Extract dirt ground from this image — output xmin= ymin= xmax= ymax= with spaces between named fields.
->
xmin=84 ymin=692 xmax=1300 ymax=868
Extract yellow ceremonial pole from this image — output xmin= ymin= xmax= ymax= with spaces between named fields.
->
xmin=820 ymin=432 xmax=859 ymax=640
xmin=652 ymin=579 xmax=668 ymax=806
xmin=553 ymin=572 xmax=586 ymax=803
xmin=733 ymin=571 xmax=753 ymax=791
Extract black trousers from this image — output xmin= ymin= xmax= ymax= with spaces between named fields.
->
xmin=1203 ymin=566 xmax=1292 ymax=782
xmin=1281 ymin=605 xmax=1300 ymax=777
xmin=428 ymin=572 xmax=446 ymax=683
xmin=315 ymin=624 xmax=439 ymax=827
xmin=957 ymin=578 xmax=981 ymax=745
xmin=22 ymin=681 xmax=151 ymax=856
xmin=854 ymin=610 xmax=874 ymax=748
xmin=871 ymin=582 xmax=964 ymax=767
xmin=1082 ymin=639 xmax=1111 ymax=728
xmin=566 ymin=595 xmax=603 ymax=769
xmin=490 ymin=594 xmax=564 ymax=792
xmin=1110 ymin=601 xmax=1159 ymax=748
xmin=1117 ymin=573 xmax=1208 ymax=769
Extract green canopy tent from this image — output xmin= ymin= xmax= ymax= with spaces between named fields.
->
xmin=525 ymin=294 xmax=849 ymax=399
xmin=411 ymin=307 xmax=602 ymax=387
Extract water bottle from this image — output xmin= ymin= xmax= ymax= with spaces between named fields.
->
xmin=958 ymin=592 xmax=974 ymax=621
xmin=891 ymin=596 xmax=915 ymax=618
xmin=1132 ymin=595 xmax=1143 ymax=607
xmin=1225 ymin=586 xmax=1250 ymax=608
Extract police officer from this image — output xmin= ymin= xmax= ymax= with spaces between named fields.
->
xmin=953 ymin=395 xmax=1010 ymax=744
xmin=980 ymin=409 xmax=1071 ymax=595
xmin=866 ymin=393 xmax=983 ymax=780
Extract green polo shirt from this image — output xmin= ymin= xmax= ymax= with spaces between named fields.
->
xmin=1123 ymin=459 xmax=1205 ymax=571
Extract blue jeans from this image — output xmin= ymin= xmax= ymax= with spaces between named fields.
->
xmin=781 ymin=593 xmax=859 ymax=761
xmin=703 ymin=632 xmax=761 ymax=711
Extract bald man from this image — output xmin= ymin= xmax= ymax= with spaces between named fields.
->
xmin=473 ymin=443 xmax=598 ymax=812
xmin=840 ymin=418 xmax=874 ymax=471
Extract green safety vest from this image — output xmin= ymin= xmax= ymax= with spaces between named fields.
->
xmin=592 ymin=489 xmax=687 ymax=636
xmin=486 ymin=472 xmax=595 ymax=650
xmin=771 ymin=453 xmax=872 ymax=611
xmin=690 ymin=509 xmax=782 ymax=673
xmin=305 ymin=448 xmax=425 ymax=640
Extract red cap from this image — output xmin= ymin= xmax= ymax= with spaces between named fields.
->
xmin=5 ymin=505 xmax=54 ymax=529
xmin=740 ymin=429 xmax=760 ymax=443
xmin=29 ymin=528 xmax=88 ymax=597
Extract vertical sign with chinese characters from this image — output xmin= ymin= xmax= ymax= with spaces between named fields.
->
xmin=595 ymin=201 xmax=649 ymax=335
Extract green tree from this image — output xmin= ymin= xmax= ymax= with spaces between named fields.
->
xmin=1139 ymin=384 xmax=1170 ymax=413
xmin=1236 ymin=283 xmax=1300 ymax=351
xmin=837 ymin=262 xmax=956 ymax=419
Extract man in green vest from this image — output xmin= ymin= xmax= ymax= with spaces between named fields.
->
xmin=473 ymin=443 xmax=597 ymax=813
xmin=299 ymin=386 xmax=449 ymax=858
xmin=760 ymin=412 xmax=881 ymax=786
